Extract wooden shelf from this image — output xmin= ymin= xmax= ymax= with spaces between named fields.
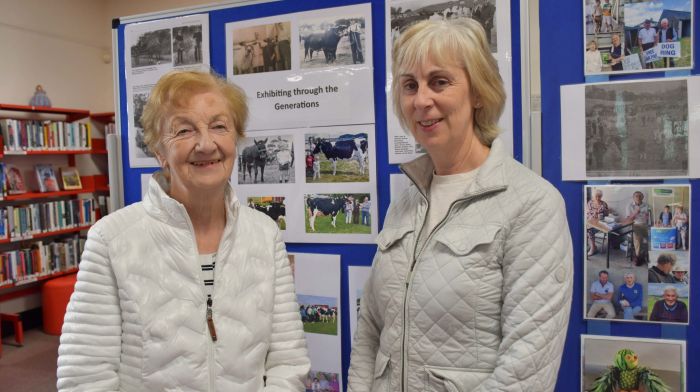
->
xmin=0 ymin=268 xmax=78 ymax=295
xmin=0 ymin=225 xmax=91 ymax=245
xmin=2 ymin=175 xmax=108 ymax=201
xmin=0 ymin=103 xmax=89 ymax=122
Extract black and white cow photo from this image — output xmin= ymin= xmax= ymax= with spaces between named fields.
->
xmin=299 ymin=15 xmax=366 ymax=69
xmin=247 ymin=196 xmax=287 ymax=230
xmin=305 ymin=132 xmax=369 ymax=183
xmin=236 ymin=135 xmax=295 ymax=184
xmin=305 ymin=193 xmax=371 ymax=234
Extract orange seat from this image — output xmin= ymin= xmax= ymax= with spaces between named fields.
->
xmin=41 ymin=273 xmax=78 ymax=336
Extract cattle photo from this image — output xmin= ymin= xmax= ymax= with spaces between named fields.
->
xmin=305 ymin=193 xmax=371 ymax=234
xmin=297 ymin=294 xmax=338 ymax=335
xmin=231 ymin=22 xmax=292 ymax=75
xmin=247 ymin=196 xmax=286 ymax=230
xmin=390 ymin=0 xmax=497 ymax=53
xmin=305 ymin=132 xmax=369 ymax=183
xmin=237 ymin=135 xmax=295 ymax=184
xmin=299 ymin=16 xmax=366 ymax=68
xmin=130 ymin=28 xmax=172 ymax=67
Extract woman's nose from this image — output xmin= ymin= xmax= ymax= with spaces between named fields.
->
xmin=413 ymin=83 xmax=433 ymax=109
xmin=195 ymin=129 xmax=217 ymax=152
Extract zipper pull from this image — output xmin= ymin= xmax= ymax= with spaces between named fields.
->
xmin=206 ymin=296 xmax=218 ymax=342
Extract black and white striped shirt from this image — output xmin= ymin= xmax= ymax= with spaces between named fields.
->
xmin=199 ymin=253 xmax=216 ymax=299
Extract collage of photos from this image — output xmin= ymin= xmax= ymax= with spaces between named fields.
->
xmin=226 ymin=4 xmax=374 ymax=132
xmin=292 ymin=253 xmax=343 ymax=392
xmin=581 ymin=335 xmax=686 ymax=391
xmin=584 ymin=185 xmax=690 ymax=324
xmin=232 ymin=126 xmax=377 ymax=244
xmin=385 ymin=0 xmax=513 ymax=164
xmin=125 ymin=14 xmax=210 ymax=168
xmin=584 ymin=0 xmax=692 ymax=75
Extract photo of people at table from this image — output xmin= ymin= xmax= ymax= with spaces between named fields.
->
xmin=584 ymin=185 xmax=690 ymax=323
xmin=585 ymin=79 xmax=688 ymax=178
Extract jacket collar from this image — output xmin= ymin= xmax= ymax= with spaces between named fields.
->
xmin=142 ymin=171 xmax=240 ymax=231
xmin=399 ymin=136 xmax=510 ymax=200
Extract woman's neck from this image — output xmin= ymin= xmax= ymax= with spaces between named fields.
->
xmin=171 ymin=186 xmax=228 ymax=254
xmin=431 ymin=136 xmax=490 ymax=176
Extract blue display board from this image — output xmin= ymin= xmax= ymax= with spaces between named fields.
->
xmin=541 ymin=0 xmax=698 ymax=390
xmin=115 ymin=0 xmax=523 ymax=388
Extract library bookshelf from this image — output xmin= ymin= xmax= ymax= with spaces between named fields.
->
xmin=0 ymin=105 xmax=112 ymax=351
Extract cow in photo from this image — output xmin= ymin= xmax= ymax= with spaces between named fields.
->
xmin=253 ymin=201 xmax=286 ymax=225
xmin=312 ymin=135 xmax=367 ymax=176
xmin=303 ymin=25 xmax=346 ymax=63
xmin=306 ymin=195 xmax=345 ymax=232
xmin=240 ymin=138 xmax=268 ymax=183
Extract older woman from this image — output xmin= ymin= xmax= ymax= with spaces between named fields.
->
xmin=348 ymin=19 xmax=572 ymax=392
xmin=649 ymin=286 xmax=688 ymax=323
xmin=57 ymin=71 xmax=309 ymax=391
xmin=586 ymin=188 xmax=609 ymax=256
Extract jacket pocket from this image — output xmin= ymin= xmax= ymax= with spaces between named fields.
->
xmin=370 ymin=350 xmax=391 ymax=392
xmin=433 ymin=224 xmax=501 ymax=256
xmin=424 ymin=366 xmax=492 ymax=392
xmin=376 ymin=226 xmax=413 ymax=251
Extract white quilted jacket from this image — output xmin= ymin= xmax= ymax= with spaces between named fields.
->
xmin=57 ymin=176 xmax=310 ymax=391
xmin=348 ymin=138 xmax=573 ymax=392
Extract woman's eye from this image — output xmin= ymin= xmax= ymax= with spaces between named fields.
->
xmin=402 ymin=81 xmax=417 ymax=92
xmin=432 ymin=78 xmax=450 ymax=88
xmin=212 ymin=124 xmax=228 ymax=131
xmin=175 ymin=128 xmax=192 ymax=136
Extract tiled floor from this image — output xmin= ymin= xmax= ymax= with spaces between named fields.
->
xmin=0 ymin=328 xmax=59 ymax=391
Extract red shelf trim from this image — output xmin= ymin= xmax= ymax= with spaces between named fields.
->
xmin=0 ymin=269 xmax=78 ymax=298
xmin=90 ymin=112 xmax=115 ymax=124
xmin=0 ymin=225 xmax=91 ymax=245
xmin=0 ymin=104 xmax=90 ymax=122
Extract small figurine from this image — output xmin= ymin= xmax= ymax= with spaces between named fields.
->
xmin=588 ymin=348 xmax=671 ymax=392
xmin=29 ymin=84 xmax=52 ymax=107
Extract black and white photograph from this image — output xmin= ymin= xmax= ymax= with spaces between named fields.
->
xmin=585 ymin=79 xmax=688 ymax=178
xmin=246 ymin=196 xmax=287 ymax=230
xmin=583 ymin=184 xmax=691 ymax=324
xmin=299 ymin=15 xmax=366 ymax=68
xmin=129 ymin=28 xmax=172 ymax=68
xmin=172 ymin=24 xmax=203 ymax=66
xmin=305 ymin=193 xmax=372 ymax=234
xmin=581 ymin=335 xmax=686 ymax=392
xmin=231 ymin=22 xmax=292 ymax=75
xmin=389 ymin=0 xmax=497 ymax=52
xmin=305 ymin=132 xmax=368 ymax=183
xmin=236 ymin=135 xmax=295 ymax=184
xmin=131 ymin=92 xmax=154 ymax=159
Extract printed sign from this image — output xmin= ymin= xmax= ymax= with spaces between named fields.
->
xmin=643 ymin=47 xmax=660 ymax=63
xmin=659 ymin=42 xmax=681 ymax=58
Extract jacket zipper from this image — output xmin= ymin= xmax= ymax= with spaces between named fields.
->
xmin=399 ymin=185 xmax=500 ymax=391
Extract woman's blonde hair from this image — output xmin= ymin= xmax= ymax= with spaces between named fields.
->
xmin=391 ymin=19 xmax=505 ymax=147
xmin=141 ymin=70 xmax=248 ymax=155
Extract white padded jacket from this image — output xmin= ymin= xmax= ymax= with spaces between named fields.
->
xmin=348 ymin=138 xmax=573 ymax=392
xmin=57 ymin=176 xmax=309 ymax=391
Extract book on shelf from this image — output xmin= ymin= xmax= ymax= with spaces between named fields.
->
xmin=4 ymin=198 xmax=96 ymax=240
xmin=0 ymin=119 xmax=91 ymax=152
xmin=0 ymin=235 xmax=84 ymax=283
xmin=0 ymin=162 xmax=5 ymax=199
xmin=5 ymin=164 xmax=27 ymax=195
xmin=35 ymin=164 xmax=60 ymax=192
xmin=60 ymin=167 xmax=82 ymax=190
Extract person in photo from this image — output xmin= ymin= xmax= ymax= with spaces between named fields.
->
xmin=312 ymin=150 xmax=321 ymax=180
xmin=360 ymin=196 xmax=371 ymax=226
xmin=657 ymin=205 xmax=672 ymax=227
xmin=638 ymin=19 xmax=658 ymax=69
xmin=617 ymin=273 xmax=643 ymax=320
xmin=348 ymin=19 xmax=572 ymax=392
xmin=585 ymin=189 xmax=609 ymax=256
xmin=585 ymin=39 xmax=603 ymax=73
xmin=657 ymin=18 xmax=677 ymax=68
xmin=601 ymin=0 xmax=613 ymax=33
xmin=588 ymin=270 xmax=615 ymax=319
xmin=649 ymin=286 xmax=688 ymax=323
xmin=345 ymin=196 xmax=354 ymax=224
xmin=57 ymin=70 xmax=309 ymax=391
xmin=672 ymin=205 xmax=688 ymax=250
xmin=592 ymin=0 xmax=603 ymax=34
xmin=609 ymin=33 xmax=632 ymax=71
xmin=648 ymin=253 xmax=677 ymax=284
xmin=348 ymin=19 xmax=364 ymax=64
xmin=626 ymin=191 xmax=650 ymax=264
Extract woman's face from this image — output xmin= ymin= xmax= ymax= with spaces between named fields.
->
xmin=156 ymin=90 xmax=237 ymax=198
xmin=398 ymin=58 xmax=477 ymax=158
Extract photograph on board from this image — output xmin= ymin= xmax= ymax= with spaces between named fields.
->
xmin=584 ymin=184 xmax=690 ymax=323
xmin=297 ymin=294 xmax=338 ymax=336
xmin=305 ymin=132 xmax=369 ymax=183
xmin=131 ymin=92 xmax=155 ymax=159
xmin=236 ymin=135 xmax=295 ymax=184
xmin=246 ymin=196 xmax=287 ymax=230
xmin=304 ymin=370 xmax=341 ymax=392
xmin=305 ymin=193 xmax=372 ymax=234
xmin=129 ymin=28 xmax=172 ymax=68
xmin=584 ymin=0 xmax=692 ymax=75
xmin=172 ymin=24 xmax=204 ymax=66
xmin=231 ymin=22 xmax=292 ymax=75
xmin=581 ymin=335 xmax=686 ymax=392
xmin=647 ymin=283 xmax=688 ymax=323
xmin=299 ymin=15 xmax=366 ymax=68
xmin=585 ymin=79 xmax=688 ymax=178
xmin=389 ymin=0 xmax=497 ymax=52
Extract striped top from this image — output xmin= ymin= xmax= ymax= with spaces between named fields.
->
xmin=199 ymin=253 xmax=216 ymax=299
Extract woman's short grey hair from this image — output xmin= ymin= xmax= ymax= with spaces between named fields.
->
xmin=391 ymin=18 xmax=506 ymax=147
xmin=595 ymin=189 xmax=603 ymax=196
